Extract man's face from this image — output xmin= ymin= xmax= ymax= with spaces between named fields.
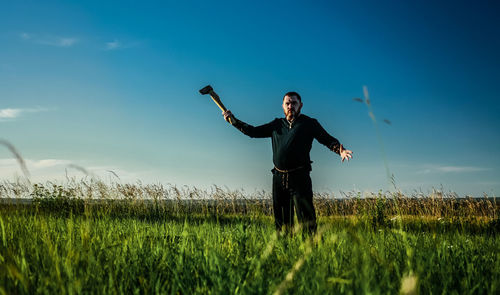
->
xmin=282 ymin=95 xmax=303 ymax=121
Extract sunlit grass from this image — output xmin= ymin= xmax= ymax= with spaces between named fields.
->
xmin=0 ymin=180 xmax=498 ymax=294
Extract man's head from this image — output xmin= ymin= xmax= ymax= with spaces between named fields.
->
xmin=283 ymin=91 xmax=303 ymax=122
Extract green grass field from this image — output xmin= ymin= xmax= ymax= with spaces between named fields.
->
xmin=0 ymin=181 xmax=499 ymax=294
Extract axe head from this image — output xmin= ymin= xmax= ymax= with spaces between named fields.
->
xmin=199 ymin=85 xmax=213 ymax=95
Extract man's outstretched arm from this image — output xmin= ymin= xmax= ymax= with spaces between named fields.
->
xmin=312 ymin=119 xmax=353 ymax=162
xmin=223 ymin=110 xmax=275 ymax=138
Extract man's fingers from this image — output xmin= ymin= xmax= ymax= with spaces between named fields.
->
xmin=340 ymin=149 xmax=353 ymax=163
xmin=222 ymin=110 xmax=233 ymax=122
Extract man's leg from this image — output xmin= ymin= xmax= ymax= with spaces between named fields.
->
xmin=291 ymin=171 xmax=317 ymax=234
xmin=272 ymin=172 xmax=294 ymax=232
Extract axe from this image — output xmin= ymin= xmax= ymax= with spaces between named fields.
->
xmin=199 ymin=85 xmax=235 ymax=124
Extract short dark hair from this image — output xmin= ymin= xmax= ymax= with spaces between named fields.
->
xmin=283 ymin=91 xmax=301 ymax=102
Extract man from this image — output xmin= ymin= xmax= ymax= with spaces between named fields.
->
xmin=223 ymin=92 xmax=353 ymax=234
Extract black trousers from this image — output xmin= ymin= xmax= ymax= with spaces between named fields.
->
xmin=272 ymin=169 xmax=317 ymax=234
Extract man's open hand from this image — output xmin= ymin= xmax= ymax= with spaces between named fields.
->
xmin=340 ymin=144 xmax=353 ymax=163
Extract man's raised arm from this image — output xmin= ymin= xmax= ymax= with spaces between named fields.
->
xmin=223 ymin=110 xmax=275 ymax=138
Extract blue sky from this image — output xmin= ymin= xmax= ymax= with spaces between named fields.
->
xmin=1 ymin=0 xmax=499 ymax=197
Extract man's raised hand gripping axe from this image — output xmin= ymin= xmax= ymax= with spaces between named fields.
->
xmin=199 ymin=85 xmax=236 ymax=125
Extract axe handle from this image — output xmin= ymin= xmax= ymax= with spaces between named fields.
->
xmin=210 ymin=94 xmax=227 ymax=112
xmin=210 ymin=93 xmax=234 ymax=124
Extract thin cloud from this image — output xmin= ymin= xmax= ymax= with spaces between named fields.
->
xmin=0 ymin=108 xmax=22 ymax=119
xmin=38 ymin=37 xmax=78 ymax=47
xmin=418 ymin=165 xmax=490 ymax=174
xmin=33 ymin=159 xmax=72 ymax=169
xmin=0 ymin=158 xmax=71 ymax=181
xmin=0 ymin=158 xmax=145 ymax=183
xmin=0 ymin=158 xmax=70 ymax=169
xmin=59 ymin=38 xmax=78 ymax=47
xmin=104 ymin=39 xmax=140 ymax=51
xmin=20 ymin=32 xmax=31 ymax=40
xmin=105 ymin=39 xmax=122 ymax=50
xmin=19 ymin=32 xmax=78 ymax=47
xmin=0 ymin=107 xmax=50 ymax=121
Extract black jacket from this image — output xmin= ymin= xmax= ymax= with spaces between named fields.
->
xmin=231 ymin=114 xmax=341 ymax=171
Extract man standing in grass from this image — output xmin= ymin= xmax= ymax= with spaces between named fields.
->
xmin=223 ymin=92 xmax=353 ymax=233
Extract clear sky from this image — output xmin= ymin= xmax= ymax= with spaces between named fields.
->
xmin=1 ymin=0 xmax=499 ymax=197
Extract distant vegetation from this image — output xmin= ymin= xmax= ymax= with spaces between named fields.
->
xmin=0 ymin=180 xmax=499 ymax=294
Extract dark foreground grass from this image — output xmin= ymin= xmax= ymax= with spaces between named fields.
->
xmin=1 ymin=208 xmax=499 ymax=294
